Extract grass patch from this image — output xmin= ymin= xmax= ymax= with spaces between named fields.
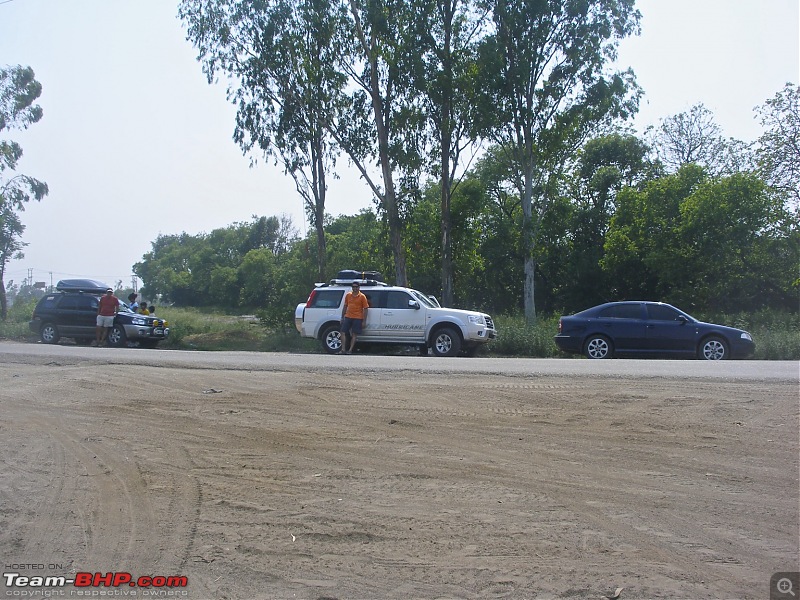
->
xmin=155 ymin=306 xmax=317 ymax=353
xmin=487 ymin=314 xmax=562 ymax=357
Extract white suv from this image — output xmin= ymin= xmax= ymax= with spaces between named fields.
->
xmin=295 ymin=276 xmax=497 ymax=357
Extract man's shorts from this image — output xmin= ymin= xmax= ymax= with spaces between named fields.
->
xmin=96 ymin=315 xmax=115 ymax=327
xmin=341 ymin=317 xmax=363 ymax=335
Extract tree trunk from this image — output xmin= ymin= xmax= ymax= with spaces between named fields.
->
xmin=440 ymin=106 xmax=454 ymax=307
xmin=312 ymin=133 xmax=328 ymax=282
xmin=0 ymin=275 xmax=7 ymax=320
xmin=368 ymin=46 xmax=407 ymax=287
xmin=522 ymin=163 xmax=536 ymax=323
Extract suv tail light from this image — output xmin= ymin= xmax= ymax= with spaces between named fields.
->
xmin=307 ymin=289 xmax=317 ymax=305
xmin=558 ymin=319 xmax=563 ymax=333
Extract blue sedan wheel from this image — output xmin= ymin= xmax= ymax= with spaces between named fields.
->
xmin=584 ymin=335 xmax=612 ymax=359
xmin=700 ymin=336 xmax=728 ymax=360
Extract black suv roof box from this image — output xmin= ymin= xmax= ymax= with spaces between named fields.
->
xmin=337 ymin=269 xmax=383 ymax=282
xmin=328 ymin=279 xmax=388 ymax=287
xmin=56 ymin=279 xmax=111 ymax=293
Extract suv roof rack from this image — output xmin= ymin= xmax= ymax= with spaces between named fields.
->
xmin=56 ymin=279 xmax=111 ymax=293
xmin=328 ymin=278 xmax=389 ymax=287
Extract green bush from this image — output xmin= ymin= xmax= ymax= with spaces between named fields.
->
xmin=0 ymin=298 xmax=38 ymax=339
xmin=487 ymin=314 xmax=562 ymax=357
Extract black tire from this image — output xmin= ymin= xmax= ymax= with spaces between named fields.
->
xmin=40 ymin=323 xmax=60 ymax=344
xmin=584 ymin=335 xmax=612 ymax=359
xmin=320 ymin=323 xmax=344 ymax=354
xmin=431 ymin=327 xmax=461 ymax=357
xmin=107 ymin=324 xmax=127 ymax=348
xmin=699 ymin=336 xmax=728 ymax=360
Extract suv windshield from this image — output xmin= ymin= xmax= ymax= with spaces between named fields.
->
xmin=409 ymin=289 xmax=437 ymax=308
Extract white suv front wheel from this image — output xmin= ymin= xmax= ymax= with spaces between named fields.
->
xmin=432 ymin=327 xmax=461 ymax=357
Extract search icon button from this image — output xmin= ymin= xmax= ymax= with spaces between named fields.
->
xmin=772 ymin=573 xmax=800 ymax=599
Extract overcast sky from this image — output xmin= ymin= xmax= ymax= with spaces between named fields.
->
xmin=0 ymin=0 xmax=797 ymax=290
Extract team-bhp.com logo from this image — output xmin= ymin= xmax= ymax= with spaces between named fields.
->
xmin=4 ymin=571 xmax=188 ymax=595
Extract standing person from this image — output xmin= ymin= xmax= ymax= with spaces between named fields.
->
xmin=95 ymin=288 xmax=120 ymax=346
xmin=339 ymin=281 xmax=369 ymax=354
xmin=127 ymin=293 xmax=139 ymax=313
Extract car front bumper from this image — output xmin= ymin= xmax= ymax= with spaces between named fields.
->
xmin=122 ymin=324 xmax=170 ymax=341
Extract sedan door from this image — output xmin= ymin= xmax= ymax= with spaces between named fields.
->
xmin=594 ymin=303 xmax=648 ymax=352
xmin=644 ymin=304 xmax=698 ymax=355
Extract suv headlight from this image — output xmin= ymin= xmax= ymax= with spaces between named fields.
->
xmin=132 ymin=318 xmax=147 ymax=325
xmin=468 ymin=315 xmax=486 ymax=325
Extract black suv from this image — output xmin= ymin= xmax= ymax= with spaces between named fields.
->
xmin=28 ymin=279 xmax=170 ymax=348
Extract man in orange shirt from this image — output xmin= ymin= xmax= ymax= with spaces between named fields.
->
xmin=340 ymin=282 xmax=369 ymax=354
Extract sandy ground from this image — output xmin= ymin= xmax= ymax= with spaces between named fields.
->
xmin=0 ymin=351 xmax=798 ymax=600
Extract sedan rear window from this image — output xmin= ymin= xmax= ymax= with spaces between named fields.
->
xmin=598 ymin=304 xmax=642 ymax=319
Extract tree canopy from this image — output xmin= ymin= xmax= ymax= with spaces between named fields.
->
xmin=0 ymin=65 xmax=49 ymax=320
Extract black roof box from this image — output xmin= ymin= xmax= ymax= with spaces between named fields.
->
xmin=337 ymin=269 xmax=383 ymax=282
xmin=56 ymin=279 xmax=111 ymax=293
xmin=329 ymin=278 xmax=388 ymax=287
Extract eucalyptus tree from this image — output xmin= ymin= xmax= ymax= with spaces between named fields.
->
xmin=0 ymin=65 xmax=48 ymax=320
xmin=410 ymin=0 xmax=488 ymax=305
xmin=179 ymin=0 xmax=348 ymax=282
xmin=647 ymin=103 xmax=751 ymax=176
xmin=755 ymin=83 xmax=800 ymax=208
xmin=333 ymin=0 xmax=433 ymax=286
xmin=476 ymin=0 xmax=641 ymax=322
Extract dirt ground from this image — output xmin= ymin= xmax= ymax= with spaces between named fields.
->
xmin=1 ymin=352 xmax=798 ymax=600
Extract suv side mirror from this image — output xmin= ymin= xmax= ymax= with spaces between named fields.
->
xmin=408 ymin=300 xmax=420 ymax=310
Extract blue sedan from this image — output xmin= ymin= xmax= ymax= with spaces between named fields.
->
xmin=554 ymin=301 xmax=755 ymax=360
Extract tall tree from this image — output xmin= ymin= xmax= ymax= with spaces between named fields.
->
xmin=477 ymin=0 xmax=641 ymax=322
xmin=559 ymin=132 xmax=651 ymax=309
xmin=179 ymin=0 xmax=347 ymax=282
xmin=755 ymin=83 xmax=800 ymax=208
xmin=0 ymin=65 xmax=48 ymax=320
xmin=332 ymin=0 xmax=430 ymax=286
xmin=412 ymin=0 xmax=488 ymax=305
xmin=647 ymin=103 xmax=753 ymax=176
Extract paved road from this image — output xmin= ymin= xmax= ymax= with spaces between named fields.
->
xmin=1 ymin=340 xmax=796 ymax=381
